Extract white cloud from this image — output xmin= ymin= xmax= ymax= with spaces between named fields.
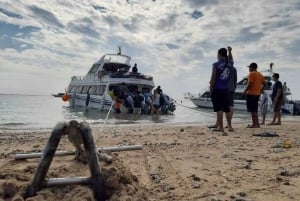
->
xmin=0 ymin=0 xmax=299 ymax=99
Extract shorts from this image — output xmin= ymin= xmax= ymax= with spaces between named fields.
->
xmin=246 ymin=94 xmax=259 ymax=112
xmin=133 ymin=108 xmax=141 ymax=115
xmin=260 ymin=103 xmax=268 ymax=115
xmin=273 ymin=98 xmax=283 ymax=112
xmin=153 ymin=104 xmax=160 ymax=109
xmin=211 ymin=89 xmax=230 ymax=112
xmin=228 ymin=92 xmax=234 ymax=107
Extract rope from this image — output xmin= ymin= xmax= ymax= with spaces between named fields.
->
xmin=174 ymin=100 xmax=200 ymax=111
xmin=95 ymin=100 xmax=114 ymax=143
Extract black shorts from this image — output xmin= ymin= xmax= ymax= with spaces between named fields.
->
xmin=246 ymin=94 xmax=259 ymax=112
xmin=228 ymin=92 xmax=234 ymax=107
xmin=273 ymin=98 xmax=283 ymax=112
xmin=153 ymin=104 xmax=160 ymax=109
xmin=211 ymin=89 xmax=230 ymax=112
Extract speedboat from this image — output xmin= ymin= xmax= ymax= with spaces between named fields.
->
xmin=64 ymin=48 xmax=176 ymax=114
xmin=187 ymin=66 xmax=295 ymax=114
xmin=52 ymin=92 xmax=64 ymax=98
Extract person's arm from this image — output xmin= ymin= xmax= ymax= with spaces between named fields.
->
xmin=261 ymin=81 xmax=266 ymax=94
xmin=273 ymin=84 xmax=282 ymax=104
xmin=209 ymin=65 xmax=216 ymax=94
xmin=234 ymin=68 xmax=237 ymax=91
xmin=227 ymin=46 xmax=233 ymax=61
xmin=263 ymin=93 xmax=268 ymax=105
xmin=244 ymin=81 xmax=252 ymax=94
xmin=244 ymin=74 xmax=252 ymax=94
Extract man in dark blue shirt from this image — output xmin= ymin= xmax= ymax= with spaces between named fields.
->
xmin=269 ymin=73 xmax=283 ymax=125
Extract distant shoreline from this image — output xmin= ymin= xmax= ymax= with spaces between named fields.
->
xmin=0 ymin=93 xmax=51 ymax=96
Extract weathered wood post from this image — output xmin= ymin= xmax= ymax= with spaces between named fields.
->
xmin=24 ymin=121 xmax=106 ymax=201
xmin=80 ymin=122 xmax=105 ymax=201
xmin=24 ymin=122 xmax=66 ymax=198
xmin=14 ymin=145 xmax=143 ymax=160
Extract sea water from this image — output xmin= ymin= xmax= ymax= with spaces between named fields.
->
xmin=0 ymin=94 xmax=298 ymax=132
xmin=0 ymin=94 xmax=214 ymax=131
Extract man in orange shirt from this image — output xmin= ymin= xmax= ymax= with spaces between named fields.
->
xmin=244 ymin=63 xmax=265 ymax=128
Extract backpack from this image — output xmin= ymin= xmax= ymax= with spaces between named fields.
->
xmin=118 ymin=85 xmax=127 ymax=99
xmin=113 ymin=87 xmax=120 ymax=97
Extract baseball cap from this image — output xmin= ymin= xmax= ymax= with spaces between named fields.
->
xmin=247 ymin=62 xmax=257 ymax=69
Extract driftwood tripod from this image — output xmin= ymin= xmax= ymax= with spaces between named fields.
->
xmin=24 ymin=121 xmax=105 ymax=201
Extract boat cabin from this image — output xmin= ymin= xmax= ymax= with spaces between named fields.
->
xmin=87 ymin=54 xmax=131 ymax=77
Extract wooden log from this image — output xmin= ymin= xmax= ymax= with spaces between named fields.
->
xmin=24 ymin=122 xmax=65 ymax=198
xmin=43 ymin=177 xmax=90 ymax=187
xmin=14 ymin=151 xmax=74 ymax=160
xmin=14 ymin=145 xmax=143 ymax=160
xmin=99 ymin=144 xmax=143 ymax=152
xmin=80 ymin=122 xmax=105 ymax=201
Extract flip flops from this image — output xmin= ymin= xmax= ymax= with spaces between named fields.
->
xmin=212 ymin=128 xmax=224 ymax=132
xmin=267 ymin=122 xmax=281 ymax=125
xmin=207 ymin=125 xmax=217 ymax=129
xmin=246 ymin=125 xmax=260 ymax=128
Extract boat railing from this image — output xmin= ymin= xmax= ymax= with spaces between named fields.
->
xmin=71 ymin=73 xmax=103 ymax=81
xmin=235 ymin=100 xmax=245 ymax=104
xmin=71 ymin=76 xmax=84 ymax=81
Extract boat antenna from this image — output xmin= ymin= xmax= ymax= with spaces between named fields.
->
xmin=270 ymin=63 xmax=273 ymax=72
xmin=264 ymin=62 xmax=274 ymax=74
xmin=118 ymin=45 xmax=122 ymax=55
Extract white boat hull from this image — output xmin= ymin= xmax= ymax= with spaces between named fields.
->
xmin=190 ymin=97 xmax=294 ymax=114
xmin=69 ymin=93 xmax=114 ymax=110
xmin=68 ymin=91 xmax=176 ymax=115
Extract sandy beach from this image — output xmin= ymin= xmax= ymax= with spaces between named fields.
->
xmin=0 ymin=120 xmax=300 ymax=201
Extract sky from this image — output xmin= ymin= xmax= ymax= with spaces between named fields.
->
xmin=0 ymin=0 xmax=300 ymax=99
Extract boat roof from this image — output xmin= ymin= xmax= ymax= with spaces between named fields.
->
xmin=95 ymin=54 xmax=131 ymax=66
xmin=69 ymin=51 xmax=154 ymax=86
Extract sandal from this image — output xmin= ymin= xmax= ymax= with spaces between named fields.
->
xmin=268 ymin=122 xmax=281 ymax=125
xmin=246 ymin=125 xmax=260 ymax=128
xmin=212 ymin=128 xmax=224 ymax=132
xmin=208 ymin=125 xmax=217 ymax=129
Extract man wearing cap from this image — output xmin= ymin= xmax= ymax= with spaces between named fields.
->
xmin=244 ymin=63 xmax=265 ymax=128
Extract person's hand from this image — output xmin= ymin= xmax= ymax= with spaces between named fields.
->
xmin=227 ymin=46 xmax=232 ymax=52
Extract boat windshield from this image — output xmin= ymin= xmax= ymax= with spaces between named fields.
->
xmin=201 ymin=91 xmax=210 ymax=98
xmin=102 ymin=54 xmax=130 ymax=65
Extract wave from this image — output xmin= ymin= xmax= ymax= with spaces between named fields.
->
xmin=0 ymin=122 xmax=31 ymax=126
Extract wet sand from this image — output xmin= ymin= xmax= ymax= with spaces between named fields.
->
xmin=0 ymin=120 xmax=300 ymax=201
